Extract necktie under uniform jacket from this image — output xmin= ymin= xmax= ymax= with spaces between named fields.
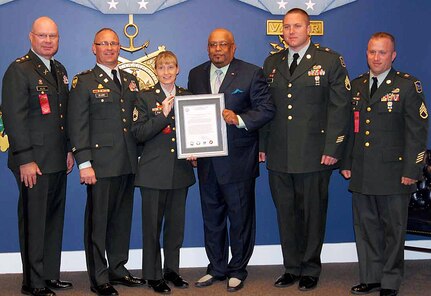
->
xmin=2 ymin=50 xmax=70 ymax=288
xmin=188 ymin=58 xmax=275 ymax=281
xmin=68 ymin=65 xmax=139 ymax=287
xmin=340 ymin=69 xmax=428 ymax=290
xmin=261 ymin=43 xmax=352 ymax=278
xmin=131 ymin=83 xmax=196 ymax=280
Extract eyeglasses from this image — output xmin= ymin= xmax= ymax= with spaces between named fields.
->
xmin=94 ymin=41 xmax=120 ymax=47
xmin=208 ymin=42 xmax=231 ymax=49
xmin=31 ymin=32 xmax=58 ymax=39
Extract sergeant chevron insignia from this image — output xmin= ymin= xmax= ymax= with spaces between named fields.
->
xmin=419 ymin=102 xmax=428 ymax=119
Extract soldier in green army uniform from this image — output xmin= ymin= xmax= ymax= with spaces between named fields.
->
xmin=2 ymin=16 xmax=73 ymax=296
xmin=341 ymin=32 xmax=428 ymax=296
xmin=131 ymin=51 xmax=195 ymax=294
xmin=260 ymin=8 xmax=351 ymax=291
xmin=68 ymin=28 xmax=144 ymax=296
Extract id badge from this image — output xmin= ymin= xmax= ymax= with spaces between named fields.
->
xmin=39 ymin=93 xmax=51 ymax=114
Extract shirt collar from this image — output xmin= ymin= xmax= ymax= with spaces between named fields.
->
xmin=97 ymin=63 xmax=120 ymax=78
xmin=31 ymin=48 xmax=53 ymax=70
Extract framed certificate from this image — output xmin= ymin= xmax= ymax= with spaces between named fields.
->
xmin=174 ymin=93 xmax=228 ymax=159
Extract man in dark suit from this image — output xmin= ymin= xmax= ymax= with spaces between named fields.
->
xmin=188 ymin=28 xmax=275 ymax=292
xmin=261 ymin=8 xmax=351 ymax=291
xmin=341 ymin=32 xmax=428 ymax=296
xmin=2 ymin=16 xmax=73 ymax=296
xmin=68 ymin=28 xmax=144 ymax=296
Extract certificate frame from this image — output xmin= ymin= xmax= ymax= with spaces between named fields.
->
xmin=174 ymin=93 xmax=228 ymax=159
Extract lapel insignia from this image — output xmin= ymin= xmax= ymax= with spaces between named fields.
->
xmin=72 ymin=76 xmax=78 ymax=88
xmin=129 ymin=80 xmax=138 ymax=92
xmin=420 ymin=102 xmax=428 ymax=119
xmin=345 ymin=76 xmax=351 ymax=91
xmin=63 ymin=75 xmax=69 ymax=85
xmin=99 ymin=73 xmax=103 ymax=77
xmin=43 ymin=69 xmax=49 ymax=75
xmin=133 ymin=107 xmax=139 ymax=122
xmin=103 ymin=78 xmax=109 ymax=83
xmin=415 ymin=81 xmax=423 ymax=93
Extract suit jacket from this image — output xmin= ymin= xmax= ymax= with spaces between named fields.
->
xmin=132 ymin=83 xmax=196 ymax=189
xmin=341 ymin=68 xmax=428 ymax=195
xmin=188 ymin=58 xmax=275 ymax=185
xmin=2 ymin=50 xmax=69 ymax=173
xmin=262 ymin=43 xmax=351 ymax=174
xmin=68 ymin=65 xmax=139 ymax=178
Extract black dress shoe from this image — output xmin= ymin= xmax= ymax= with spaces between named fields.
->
xmin=274 ymin=273 xmax=300 ymax=288
xmin=194 ymin=274 xmax=226 ymax=287
xmin=298 ymin=276 xmax=319 ymax=291
xmin=227 ymin=278 xmax=244 ymax=292
xmin=148 ymin=279 xmax=171 ymax=294
xmin=380 ymin=289 xmax=398 ymax=296
xmin=90 ymin=283 xmax=118 ymax=296
xmin=21 ymin=286 xmax=56 ymax=296
xmin=351 ymin=283 xmax=381 ymax=294
xmin=163 ymin=271 xmax=189 ymax=288
xmin=110 ymin=275 xmax=145 ymax=287
xmin=45 ymin=279 xmax=73 ymax=290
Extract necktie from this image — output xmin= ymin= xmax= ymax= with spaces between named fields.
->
xmin=111 ymin=69 xmax=122 ymax=91
xmin=370 ymin=76 xmax=378 ymax=97
xmin=50 ymin=59 xmax=58 ymax=86
xmin=214 ymin=69 xmax=223 ymax=93
xmin=289 ymin=53 xmax=300 ymax=75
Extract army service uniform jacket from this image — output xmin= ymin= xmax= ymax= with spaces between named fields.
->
xmin=2 ymin=50 xmax=69 ymax=173
xmin=131 ymin=83 xmax=196 ymax=189
xmin=341 ymin=69 xmax=429 ymax=195
xmin=262 ymin=43 xmax=351 ymax=173
xmin=68 ymin=65 xmax=139 ymax=178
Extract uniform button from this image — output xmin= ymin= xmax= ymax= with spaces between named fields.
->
xmin=288 ymin=83 xmax=292 ymax=88
xmin=122 ymin=118 xmax=126 ymax=123
xmin=60 ymin=114 xmax=63 ymax=118
xmin=122 ymin=108 xmax=125 ymax=112
xmin=287 ymin=94 xmax=292 ymax=98
xmin=172 ymin=127 xmax=176 ymax=131
xmin=365 ymin=142 xmax=370 ymax=147
xmin=171 ymin=138 xmax=175 ymax=142
xmin=365 ymin=131 xmax=370 ymax=135
xmin=120 ymin=99 xmax=124 ymax=103
xmin=367 ymin=107 xmax=371 ymax=112
xmin=101 ymin=99 xmax=104 ymax=102
xmin=288 ymin=104 xmax=293 ymax=109
xmin=59 ymin=103 xmax=62 ymax=107
xmin=95 ymin=144 xmax=99 ymax=148
xmin=365 ymin=119 xmax=371 ymax=124
xmin=171 ymin=116 xmax=175 ymax=120
xmin=288 ymin=115 xmax=293 ymax=120
xmin=171 ymin=148 xmax=175 ymax=153
xmin=123 ymin=128 xmax=127 ymax=132
xmin=398 ymin=157 xmax=403 ymax=161
xmin=60 ymin=126 xmax=64 ymax=130
xmin=321 ymin=129 xmax=325 ymax=133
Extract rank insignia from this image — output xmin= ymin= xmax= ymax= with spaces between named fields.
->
xmin=415 ymin=81 xmax=423 ymax=93
xmin=133 ymin=107 xmax=138 ymax=122
xmin=63 ymin=75 xmax=69 ymax=85
xmin=339 ymin=56 xmax=346 ymax=67
xmin=420 ymin=102 xmax=428 ymax=119
xmin=72 ymin=76 xmax=78 ymax=89
xmin=336 ymin=135 xmax=345 ymax=143
xmin=416 ymin=151 xmax=425 ymax=163
xmin=345 ymin=76 xmax=351 ymax=90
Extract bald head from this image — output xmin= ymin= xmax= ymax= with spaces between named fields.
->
xmin=207 ymin=28 xmax=236 ymax=68
xmin=29 ymin=16 xmax=59 ymax=59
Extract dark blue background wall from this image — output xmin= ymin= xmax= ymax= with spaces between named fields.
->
xmin=1 ymin=0 xmax=430 ymax=253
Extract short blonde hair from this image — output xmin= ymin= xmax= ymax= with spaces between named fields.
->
xmin=154 ymin=51 xmax=178 ymax=68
